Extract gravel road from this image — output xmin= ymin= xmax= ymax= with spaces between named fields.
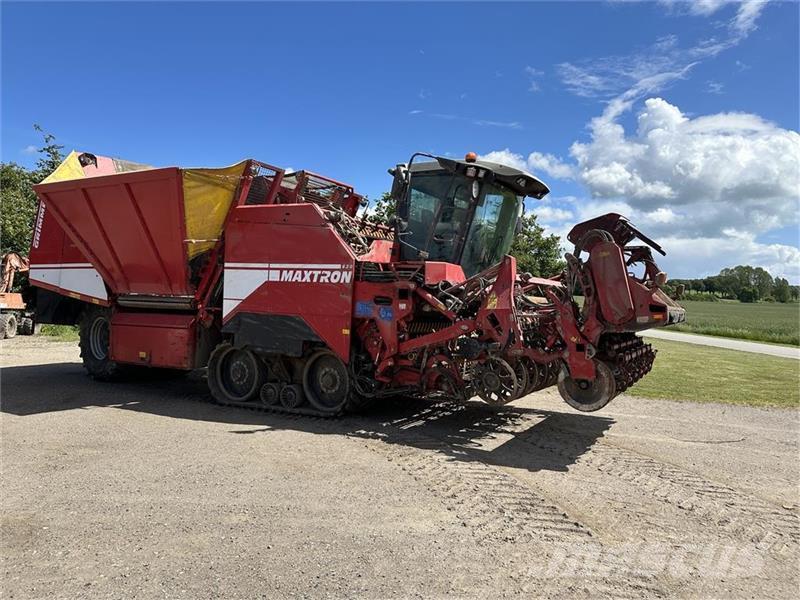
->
xmin=2 ymin=336 xmax=798 ymax=599
xmin=640 ymin=328 xmax=800 ymax=359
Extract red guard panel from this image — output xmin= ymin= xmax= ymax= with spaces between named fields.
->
xmin=590 ymin=241 xmax=635 ymax=325
xmin=33 ymin=168 xmax=191 ymax=297
xmin=223 ymin=203 xmax=355 ymax=361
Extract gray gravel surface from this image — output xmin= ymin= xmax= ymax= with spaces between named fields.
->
xmin=2 ymin=337 xmax=798 ymax=598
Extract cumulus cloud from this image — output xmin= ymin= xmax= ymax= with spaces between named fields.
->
xmin=570 ymin=98 xmax=800 ymax=238
xmin=480 ymin=149 xmax=574 ymax=180
xmin=484 ymin=1 xmax=798 ymax=279
xmin=658 ymin=234 xmax=800 ymax=281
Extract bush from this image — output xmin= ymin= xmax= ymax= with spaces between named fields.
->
xmin=680 ymin=291 xmax=720 ymax=302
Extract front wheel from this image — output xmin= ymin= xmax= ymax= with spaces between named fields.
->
xmin=1 ymin=313 xmax=18 ymax=339
xmin=207 ymin=343 xmax=266 ymax=404
xmin=79 ymin=306 xmax=120 ymax=380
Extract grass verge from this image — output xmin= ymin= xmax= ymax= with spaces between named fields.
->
xmin=629 ymin=338 xmax=799 ymax=408
xmin=40 ymin=324 xmax=79 ymax=342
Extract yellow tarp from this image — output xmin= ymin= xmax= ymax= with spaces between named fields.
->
xmin=42 ymin=152 xmax=249 ymax=259
xmin=182 ymin=161 xmax=248 ymax=258
xmin=41 ymin=150 xmax=86 ymax=183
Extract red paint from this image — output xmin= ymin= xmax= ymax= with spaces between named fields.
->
xmin=33 ymin=169 xmax=190 ymax=296
xmin=225 ymin=203 xmax=355 ymax=361
xmin=110 ymin=312 xmax=196 ymax=369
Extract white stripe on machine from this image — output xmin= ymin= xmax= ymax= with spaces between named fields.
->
xmin=222 ymin=263 xmax=352 ymax=318
xmin=29 ymin=264 xmax=108 ymax=301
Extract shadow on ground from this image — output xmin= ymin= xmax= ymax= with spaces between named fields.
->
xmin=1 ymin=362 xmax=613 ymax=473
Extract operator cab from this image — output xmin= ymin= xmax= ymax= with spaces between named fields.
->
xmin=390 ymin=153 xmax=549 ymax=277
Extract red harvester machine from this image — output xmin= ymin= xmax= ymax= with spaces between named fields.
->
xmin=29 ymin=150 xmax=684 ymax=415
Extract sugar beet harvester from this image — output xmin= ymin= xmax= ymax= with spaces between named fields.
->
xmin=29 ymin=151 xmax=684 ymax=415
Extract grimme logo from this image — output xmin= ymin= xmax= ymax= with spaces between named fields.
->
xmin=278 ymin=268 xmax=352 ymax=284
xmin=32 ymin=202 xmax=46 ymax=249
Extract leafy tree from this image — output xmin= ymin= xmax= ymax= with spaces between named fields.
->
xmin=0 ymin=125 xmax=63 ymax=256
xmin=32 ymin=123 xmax=64 ymax=175
xmin=366 ymin=191 xmax=395 ymax=224
xmin=1 ymin=164 xmax=39 ymax=256
xmin=774 ymin=277 xmax=791 ymax=303
xmin=737 ymin=286 xmax=759 ymax=303
xmin=509 ymin=213 xmax=565 ymax=277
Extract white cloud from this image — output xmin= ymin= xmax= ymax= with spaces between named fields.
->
xmin=484 ymin=1 xmax=797 ymax=280
xmin=570 ymin=98 xmax=800 ymax=239
xmin=479 ymin=149 xmax=573 ymax=180
xmin=480 ymin=149 xmax=527 ymax=170
xmin=705 ymin=80 xmax=724 ymax=94
xmin=21 ymin=145 xmax=37 ymax=155
xmin=659 ymin=234 xmax=800 ymax=281
xmin=472 ymin=119 xmax=522 ymax=130
xmin=534 ymin=206 xmax=574 ymax=223
xmin=411 ymin=113 xmax=522 ymax=129
xmin=524 ymin=66 xmax=544 ymax=92
xmin=527 ymin=152 xmax=575 ymax=180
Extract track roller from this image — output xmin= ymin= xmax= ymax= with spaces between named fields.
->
xmin=280 ymin=384 xmax=304 ymax=409
xmin=259 ymin=382 xmax=281 ymax=407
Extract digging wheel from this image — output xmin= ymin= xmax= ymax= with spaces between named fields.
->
xmin=512 ymin=360 xmax=529 ymax=399
xmin=302 ymin=350 xmax=350 ymax=414
xmin=557 ymin=360 xmax=616 ymax=412
xmin=474 ymin=357 xmax=518 ymax=407
xmin=208 ymin=343 xmax=266 ymax=404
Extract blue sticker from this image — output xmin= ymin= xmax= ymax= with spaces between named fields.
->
xmin=355 ymin=301 xmax=373 ymax=318
xmin=378 ymin=306 xmax=394 ymax=321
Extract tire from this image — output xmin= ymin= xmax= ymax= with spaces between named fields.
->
xmin=19 ymin=317 xmax=34 ymax=336
xmin=79 ymin=305 xmax=120 ymax=380
xmin=2 ymin=313 xmax=18 ymax=339
xmin=302 ymin=350 xmax=350 ymax=414
xmin=0 ymin=314 xmax=8 ymax=340
xmin=207 ymin=343 xmax=266 ymax=404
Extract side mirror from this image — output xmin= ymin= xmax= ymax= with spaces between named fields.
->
xmin=389 ymin=164 xmax=408 ymax=199
xmin=515 ymin=217 xmax=524 ymax=236
xmin=388 ymin=215 xmax=409 ymax=232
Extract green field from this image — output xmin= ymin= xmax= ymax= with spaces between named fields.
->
xmin=673 ymin=300 xmax=800 ymax=346
xmin=630 ymin=338 xmax=799 ymax=407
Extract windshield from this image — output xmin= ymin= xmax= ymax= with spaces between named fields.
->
xmin=460 ymin=182 xmax=520 ymax=276
xmin=400 ymin=170 xmax=522 ymax=276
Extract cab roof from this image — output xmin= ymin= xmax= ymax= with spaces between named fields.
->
xmin=410 ymin=156 xmax=550 ymax=199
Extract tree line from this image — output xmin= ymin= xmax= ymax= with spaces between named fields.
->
xmin=668 ymin=265 xmax=799 ymax=303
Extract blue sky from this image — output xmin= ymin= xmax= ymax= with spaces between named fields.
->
xmin=2 ymin=1 xmax=799 ymax=281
